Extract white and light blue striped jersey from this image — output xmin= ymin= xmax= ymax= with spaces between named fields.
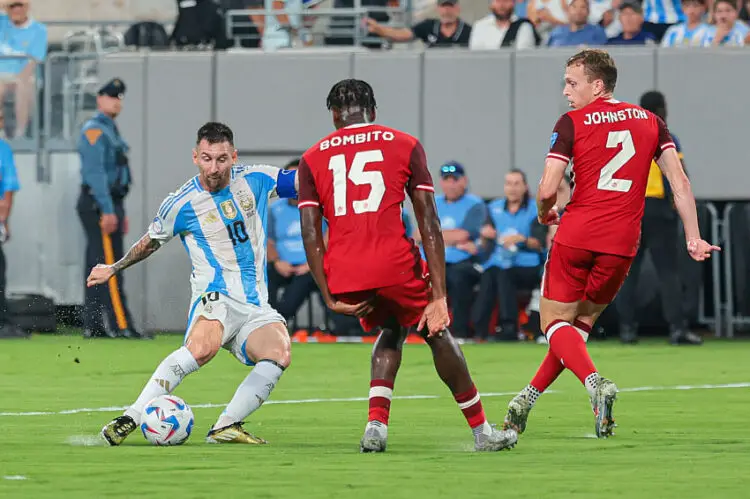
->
xmin=643 ymin=0 xmax=685 ymax=25
xmin=660 ymin=22 xmax=709 ymax=46
xmin=694 ymin=23 xmax=747 ymax=46
xmin=148 ymin=164 xmax=298 ymax=307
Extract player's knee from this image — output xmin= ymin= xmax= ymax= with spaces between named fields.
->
xmin=249 ymin=340 xmax=291 ymax=369
xmin=186 ymin=339 xmax=220 ymax=366
xmin=185 ymin=319 xmax=223 ymax=366
xmin=245 ymin=324 xmax=292 ymax=368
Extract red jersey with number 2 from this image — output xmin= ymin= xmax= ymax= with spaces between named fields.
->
xmin=548 ymin=98 xmax=676 ymax=257
xmin=297 ymin=123 xmax=434 ymax=294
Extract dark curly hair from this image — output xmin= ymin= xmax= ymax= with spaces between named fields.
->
xmin=326 ymin=79 xmax=377 ymax=116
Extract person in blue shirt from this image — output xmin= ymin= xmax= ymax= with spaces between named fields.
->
xmin=0 ymin=1 xmax=47 ymax=138
xmin=423 ymin=162 xmax=486 ymax=338
xmin=547 ymin=0 xmax=608 ymax=46
xmin=607 ymin=2 xmax=658 ymax=44
xmin=76 ymin=78 xmax=142 ymax=340
xmin=472 ymin=169 xmax=543 ymax=341
xmin=0 ymin=115 xmax=24 ymax=337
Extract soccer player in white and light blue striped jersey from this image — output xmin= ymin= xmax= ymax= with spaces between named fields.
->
xmin=91 ymin=122 xmax=299 ymax=446
xmin=660 ymin=0 xmax=708 ymax=46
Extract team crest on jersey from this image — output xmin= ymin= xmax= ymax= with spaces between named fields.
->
xmin=220 ymin=200 xmax=238 ymax=219
xmin=237 ymin=194 xmax=255 ymax=216
xmin=550 ymin=132 xmax=559 ymax=148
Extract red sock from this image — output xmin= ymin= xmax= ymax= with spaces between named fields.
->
xmin=547 ymin=320 xmax=597 ymax=385
xmin=530 ymin=350 xmax=564 ymax=393
xmin=368 ymin=379 xmax=394 ymax=425
xmin=454 ymin=384 xmax=487 ymax=430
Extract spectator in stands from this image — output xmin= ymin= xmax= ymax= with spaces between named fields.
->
xmin=326 ymin=0 xmax=396 ymax=48
xmin=696 ymin=0 xmax=747 ymax=45
xmin=261 ymin=0 xmax=322 ymax=50
xmin=267 ymin=158 xmax=324 ymax=322
xmin=526 ymin=174 xmax=572 ymax=344
xmin=428 ymin=162 xmax=485 ymax=338
xmin=0 ymin=0 xmax=46 ymax=139
xmin=472 ymin=169 xmax=542 ymax=342
xmin=607 ymin=2 xmax=657 ymax=44
xmin=660 ymin=0 xmax=709 ymax=46
xmin=642 ymin=0 xmax=685 ymax=42
xmin=547 ymin=0 xmax=608 ymax=46
xmin=365 ymin=0 xmax=472 ymax=48
xmin=589 ymin=0 xmax=617 ymax=35
xmin=469 ymin=0 xmax=540 ymax=49
xmin=527 ymin=0 xmax=568 ymax=44
xmin=0 ymin=111 xmax=23 ymax=338
xmin=615 ymin=91 xmax=703 ymax=346
xmin=741 ymin=0 xmax=750 ymax=22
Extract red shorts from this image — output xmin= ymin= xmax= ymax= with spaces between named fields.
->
xmin=542 ymin=242 xmax=633 ymax=305
xmin=335 ymin=260 xmax=429 ymax=333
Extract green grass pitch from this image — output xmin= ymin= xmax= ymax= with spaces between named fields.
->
xmin=1 ymin=334 xmax=750 ymax=498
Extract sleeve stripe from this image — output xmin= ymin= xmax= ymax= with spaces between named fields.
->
xmin=661 ymin=142 xmax=676 ymax=151
xmin=298 ymin=201 xmax=320 ymax=208
xmin=546 ymin=153 xmax=571 ymax=162
xmin=415 ymin=185 xmax=435 ymax=192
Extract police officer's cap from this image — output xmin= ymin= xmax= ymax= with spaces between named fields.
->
xmin=98 ymin=78 xmax=126 ymax=99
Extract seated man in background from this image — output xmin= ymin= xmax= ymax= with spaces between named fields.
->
xmin=473 ymin=169 xmax=542 ymax=341
xmin=547 ymin=0 xmax=607 ymax=46
xmin=267 ymin=158 xmax=324 ymax=325
xmin=426 ymin=162 xmax=486 ymax=339
xmin=607 ymin=2 xmax=657 ymax=44
xmin=0 ymin=0 xmax=47 ymax=138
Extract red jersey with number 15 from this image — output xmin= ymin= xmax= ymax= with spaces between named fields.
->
xmin=547 ymin=98 xmax=676 ymax=257
xmin=297 ymin=123 xmax=434 ymax=294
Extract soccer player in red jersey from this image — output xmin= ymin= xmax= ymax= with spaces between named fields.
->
xmin=503 ymin=49 xmax=720 ymax=438
xmin=297 ymin=79 xmax=518 ymax=453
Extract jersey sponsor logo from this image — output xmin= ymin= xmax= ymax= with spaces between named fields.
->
xmin=550 ymin=132 xmax=559 ymax=148
xmin=320 ymin=130 xmax=395 ymax=151
xmin=84 ymin=128 xmax=103 ymax=145
xmin=220 ymin=200 xmax=238 ymax=219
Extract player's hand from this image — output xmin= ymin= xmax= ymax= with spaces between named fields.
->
xmin=87 ymin=264 xmax=115 ymax=287
xmin=294 ymin=263 xmax=310 ymax=276
xmin=100 ymin=214 xmax=118 ymax=234
xmin=687 ymin=238 xmax=721 ymax=262
xmin=480 ymin=225 xmax=497 ymax=240
xmin=418 ymin=296 xmax=450 ymax=338
xmin=538 ymin=206 xmax=560 ymax=226
xmin=328 ymin=298 xmax=375 ymax=318
xmin=274 ymin=260 xmax=295 ymax=278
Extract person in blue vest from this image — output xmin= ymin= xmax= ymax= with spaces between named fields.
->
xmin=77 ymin=78 xmax=143 ymax=339
xmin=424 ymin=161 xmax=486 ymax=338
xmin=472 ymin=169 xmax=543 ymax=341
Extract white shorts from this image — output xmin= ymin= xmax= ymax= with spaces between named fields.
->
xmin=185 ymin=292 xmax=286 ymax=366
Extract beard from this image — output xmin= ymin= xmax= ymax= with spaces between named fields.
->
xmin=492 ymin=8 xmax=512 ymax=21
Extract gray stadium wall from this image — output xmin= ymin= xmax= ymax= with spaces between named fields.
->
xmin=8 ymin=48 xmax=747 ymax=332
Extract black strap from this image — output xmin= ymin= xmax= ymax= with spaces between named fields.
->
xmin=501 ymin=19 xmax=542 ymax=47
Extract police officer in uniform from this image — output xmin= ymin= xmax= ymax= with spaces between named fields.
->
xmin=77 ymin=78 xmax=143 ymax=339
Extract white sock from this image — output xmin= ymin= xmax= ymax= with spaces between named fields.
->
xmin=213 ymin=360 xmax=285 ymax=430
xmin=472 ymin=420 xmax=493 ymax=439
xmin=521 ymin=384 xmax=542 ymax=408
xmin=584 ymin=372 xmax=600 ymax=399
xmin=124 ymin=347 xmax=200 ymax=424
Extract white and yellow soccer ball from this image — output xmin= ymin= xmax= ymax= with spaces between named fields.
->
xmin=140 ymin=395 xmax=195 ymax=446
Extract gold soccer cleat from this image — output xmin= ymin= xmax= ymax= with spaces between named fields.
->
xmin=205 ymin=422 xmax=268 ymax=444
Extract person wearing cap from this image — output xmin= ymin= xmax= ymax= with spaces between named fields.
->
xmin=615 ymin=91 xmax=702 ymax=346
xmin=365 ymin=0 xmax=472 ymax=48
xmin=76 ymin=78 xmax=142 ymax=340
xmin=607 ymin=2 xmax=657 ymax=44
xmin=423 ymin=162 xmax=486 ymax=339
xmin=0 ymin=0 xmax=47 ymax=138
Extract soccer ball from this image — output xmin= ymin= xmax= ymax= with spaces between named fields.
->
xmin=140 ymin=395 xmax=195 ymax=446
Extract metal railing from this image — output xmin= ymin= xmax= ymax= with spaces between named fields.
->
xmin=698 ymin=202 xmax=724 ymax=337
xmin=226 ymin=3 xmax=413 ymax=49
xmin=722 ymin=203 xmax=750 ymax=338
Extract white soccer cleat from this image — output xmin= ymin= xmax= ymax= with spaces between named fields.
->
xmin=503 ymin=392 xmax=533 ymax=434
xmin=593 ymin=378 xmax=618 ymax=438
xmin=475 ymin=425 xmax=518 ymax=452
xmin=359 ymin=421 xmax=388 ymax=453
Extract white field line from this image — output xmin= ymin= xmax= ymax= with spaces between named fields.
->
xmin=1 ymin=382 xmax=748 ymax=418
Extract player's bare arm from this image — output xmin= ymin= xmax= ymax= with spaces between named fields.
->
xmin=86 ymin=233 xmax=161 ymax=287
xmin=656 ymin=148 xmax=721 ymax=261
xmin=410 ymin=189 xmax=450 ymax=336
xmin=299 ymin=206 xmax=374 ymax=318
xmin=536 ymin=157 xmax=568 ymax=225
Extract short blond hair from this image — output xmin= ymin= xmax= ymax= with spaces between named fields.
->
xmin=566 ymin=49 xmax=618 ymax=93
